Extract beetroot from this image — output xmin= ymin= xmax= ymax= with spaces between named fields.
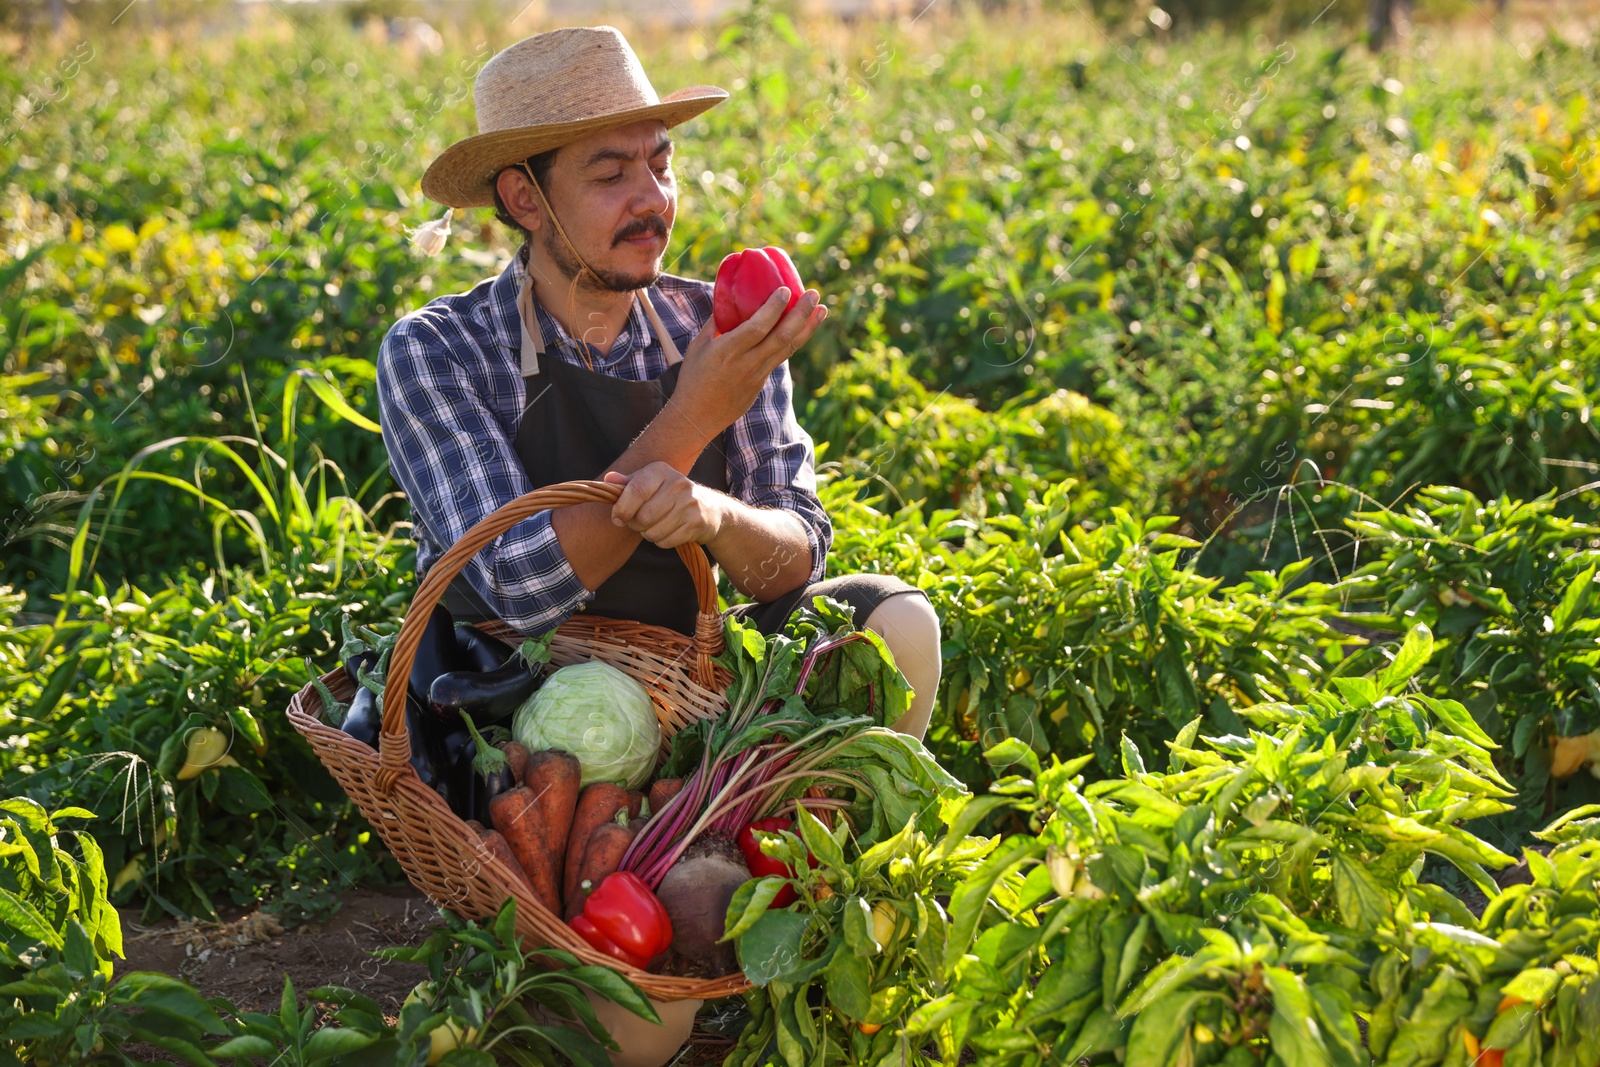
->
xmin=653 ymin=834 xmax=749 ymax=978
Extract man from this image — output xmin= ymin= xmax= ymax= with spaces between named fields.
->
xmin=377 ymin=27 xmax=942 ymax=1059
xmin=380 ymin=25 xmax=941 ymax=743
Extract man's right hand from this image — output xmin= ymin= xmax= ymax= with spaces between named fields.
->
xmin=665 ymin=285 xmax=827 ymax=445
xmin=604 ymin=464 xmax=726 ymax=549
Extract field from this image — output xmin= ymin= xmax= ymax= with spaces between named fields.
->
xmin=4 ymin=0 xmax=1600 ymax=1063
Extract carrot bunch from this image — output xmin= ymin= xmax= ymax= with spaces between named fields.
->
xmin=467 ymin=739 xmax=682 ymax=923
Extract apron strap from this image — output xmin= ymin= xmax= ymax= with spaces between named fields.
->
xmin=518 ymin=267 xmax=683 ymax=380
xmin=517 ymin=266 xmax=542 ymax=378
xmin=636 ymin=290 xmax=684 ymax=367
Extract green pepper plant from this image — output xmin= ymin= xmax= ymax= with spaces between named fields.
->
xmin=1328 ymin=486 xmax=1600 ymax=806
xmin=823 ymin=476 xmax=1351 ymax=787
xmin=900 ymin=622 xmax=1517 ymax=1067
xmin=0 ymin=797 xmax=228 ymax=1065
xmin=720 ymin=623 xmax=1532 ymax=1067
xmin=722 ymin=800 xmax=1027 ymax=1067
xmin=1363 ymin=805 xmax=1600 ymax=1067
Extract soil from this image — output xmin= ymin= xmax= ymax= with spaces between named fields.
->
xmin=111 ymin=881 xmax=740 ymax=1066
xmin=114 ymin=884 xmax=441 ymax=1018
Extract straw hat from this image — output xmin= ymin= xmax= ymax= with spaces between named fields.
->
xmin=420 ymin=26 xmax=728 ymax=210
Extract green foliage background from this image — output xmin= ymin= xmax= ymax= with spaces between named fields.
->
xmin=4 ymin=3 xmax=1599 ymax=591
xmin=2 ymin=0 xmax=1599 ymax=990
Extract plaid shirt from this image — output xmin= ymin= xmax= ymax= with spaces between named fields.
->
xmin=376 ymin=251 xmax=831 ymax=636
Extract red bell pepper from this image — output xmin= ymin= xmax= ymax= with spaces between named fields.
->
xmin=712 ymin=247 xmax=805 ymax=334
xmin=737 ymin=816 xmax=814 ymax=909
xmin=569 ymin=871 xmax=672 ymax=970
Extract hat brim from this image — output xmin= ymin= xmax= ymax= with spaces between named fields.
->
xmin=420 ymin=86 xmax=728 ymax=209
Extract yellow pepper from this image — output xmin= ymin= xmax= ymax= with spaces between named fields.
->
xmin=871 ymin=902 xmax=899 ymax=949
xmin=404 ymin=981 xmax=478 ymax=1065
xmin=176 ymin=727 xmax=240 ymax=780
xmin=112 ymin=855 xmax=144 ymax=892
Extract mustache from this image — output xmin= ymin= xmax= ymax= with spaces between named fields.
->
xmin=613 ymin=216 xmax=668 ymax=246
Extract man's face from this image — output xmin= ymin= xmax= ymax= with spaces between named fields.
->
xmin=537 ymin=120 xmax=676 ymax=293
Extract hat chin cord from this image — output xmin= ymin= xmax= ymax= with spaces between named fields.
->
xmin=522 ymin=163 xmax=604 ymax=283
xmin=521 ymin=161 xmax=642 ymax=370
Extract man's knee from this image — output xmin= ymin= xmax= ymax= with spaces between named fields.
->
xmin=861 ymin=591 xmax=941 ymax=680
xmin=861 ymin=591 xmax=942 ymax=741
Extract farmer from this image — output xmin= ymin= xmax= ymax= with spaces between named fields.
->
xmin=376 ymin=29 xmax=940 ymax=1057
xmin=378 ymin=25 xmax=940 ymax=736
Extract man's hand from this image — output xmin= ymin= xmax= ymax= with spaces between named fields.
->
xmin=604 ymin=464 xmax=726 ymax=550
xmin=663 ymin=286 xmax=827 ymax=446
xmin=603 ymin=465 xmax=812 ymax=601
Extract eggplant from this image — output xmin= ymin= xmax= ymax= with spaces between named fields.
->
xmin=340 ymin=667 xmax=439 ymax=786
xmin=338 ymin=651 xmax=383 ymax=746
xmin=454 ymin=623 xmax=516 ymax=674
xmin=445 ymin=710 xmax=517 ymax=827
xmin=476 ymin=761 xmax=516 ymax=830
xmin=405 ymin=693 xmax=443 ymax=789
xmin=427 ymin=661 xmax=541 ymax=726
xmin=340 ymin=685 xmax=381 ymax=748
xmin=407 ymin=604 xmax=467 ymax=709
xmin=439 ymin=729 xmax=513 ymax=825
xmin=343 ymin=650 xmax=379 ymax=689
xmin=439 ymin=728 xmax=473 ymax=818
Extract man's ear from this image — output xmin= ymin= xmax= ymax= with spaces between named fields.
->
xmin=496 ymin=167 xmax=544 ymax=233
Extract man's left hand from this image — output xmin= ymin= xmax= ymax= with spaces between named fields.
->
xmin=603 ymin=463 xmax=725 ymax=550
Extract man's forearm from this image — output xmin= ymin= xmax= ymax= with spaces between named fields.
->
xmin=706 ymin=498 xmax=813 ymax=601
xmin=549 ymin=398 xmax=711 ymax=591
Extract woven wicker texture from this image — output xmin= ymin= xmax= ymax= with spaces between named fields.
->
xmin=286 ymin=479 xmax=747 ymax=1000
xmin=420 ymin=26 xmax=727 ymax=209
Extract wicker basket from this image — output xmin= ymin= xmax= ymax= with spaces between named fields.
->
xmin=286 ymin=479 xmax=749 ymax=1001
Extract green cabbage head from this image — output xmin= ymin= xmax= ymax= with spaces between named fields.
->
xmin=511 ymin=660 xmax=661 ymax=789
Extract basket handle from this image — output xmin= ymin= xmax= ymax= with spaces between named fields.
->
xmin=377 ymin=479 xmax=724 ymax=795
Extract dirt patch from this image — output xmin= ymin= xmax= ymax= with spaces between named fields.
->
xmin=111 ymin=883 xmax=742 ymax=1065
xmin=114 ymin=885 xmax=441 ymax=1017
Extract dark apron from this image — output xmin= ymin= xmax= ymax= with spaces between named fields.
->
xmin=440 ymin=276 xmax=728 ymax=637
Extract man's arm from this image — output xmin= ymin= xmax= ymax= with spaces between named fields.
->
xmin=376 ymin=318 xmax=594 ymax=635
xmin=543 ymin=394 xmax=725 ymax=591
xmin=704 ymin=496 xmax=816 ymax=600
xmin=551 ymin=285 xmax=826 ymax=594
xmin=601 ymin=463 xmax=816 ymax=600
xmin=705 ymin=350 xmax=830 ymax=601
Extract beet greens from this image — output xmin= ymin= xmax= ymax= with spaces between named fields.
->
xmin=620 ymin=597 xmax=955 ymax=890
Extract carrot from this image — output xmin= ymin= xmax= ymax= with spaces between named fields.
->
xmin=477 ymin=829 xmax=533 ymax=893
xmin=647 ymin=777 xmax=683 ymax=816
xmin=563 ymin=783 xmax=630 ymax=907
xmin=465 ymin=819 xmax=485 ymax=834
xmin=499 ymin=741 xmax=529 ymax=784
xmin=523 ymin=749 xmax=581 ymax=888
xmin=564 ymin=820 xmax=638 ymax=921
xmin=488 ymin=787 xmax=559 ymax=913
xmin=626 ymin=790 xmax=645 ymax=821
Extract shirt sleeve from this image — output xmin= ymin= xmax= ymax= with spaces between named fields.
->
xmin=376 ymin=316 xmax=594 ymax=635
xmin=723 ymin=360 xmax=833 ymax=591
